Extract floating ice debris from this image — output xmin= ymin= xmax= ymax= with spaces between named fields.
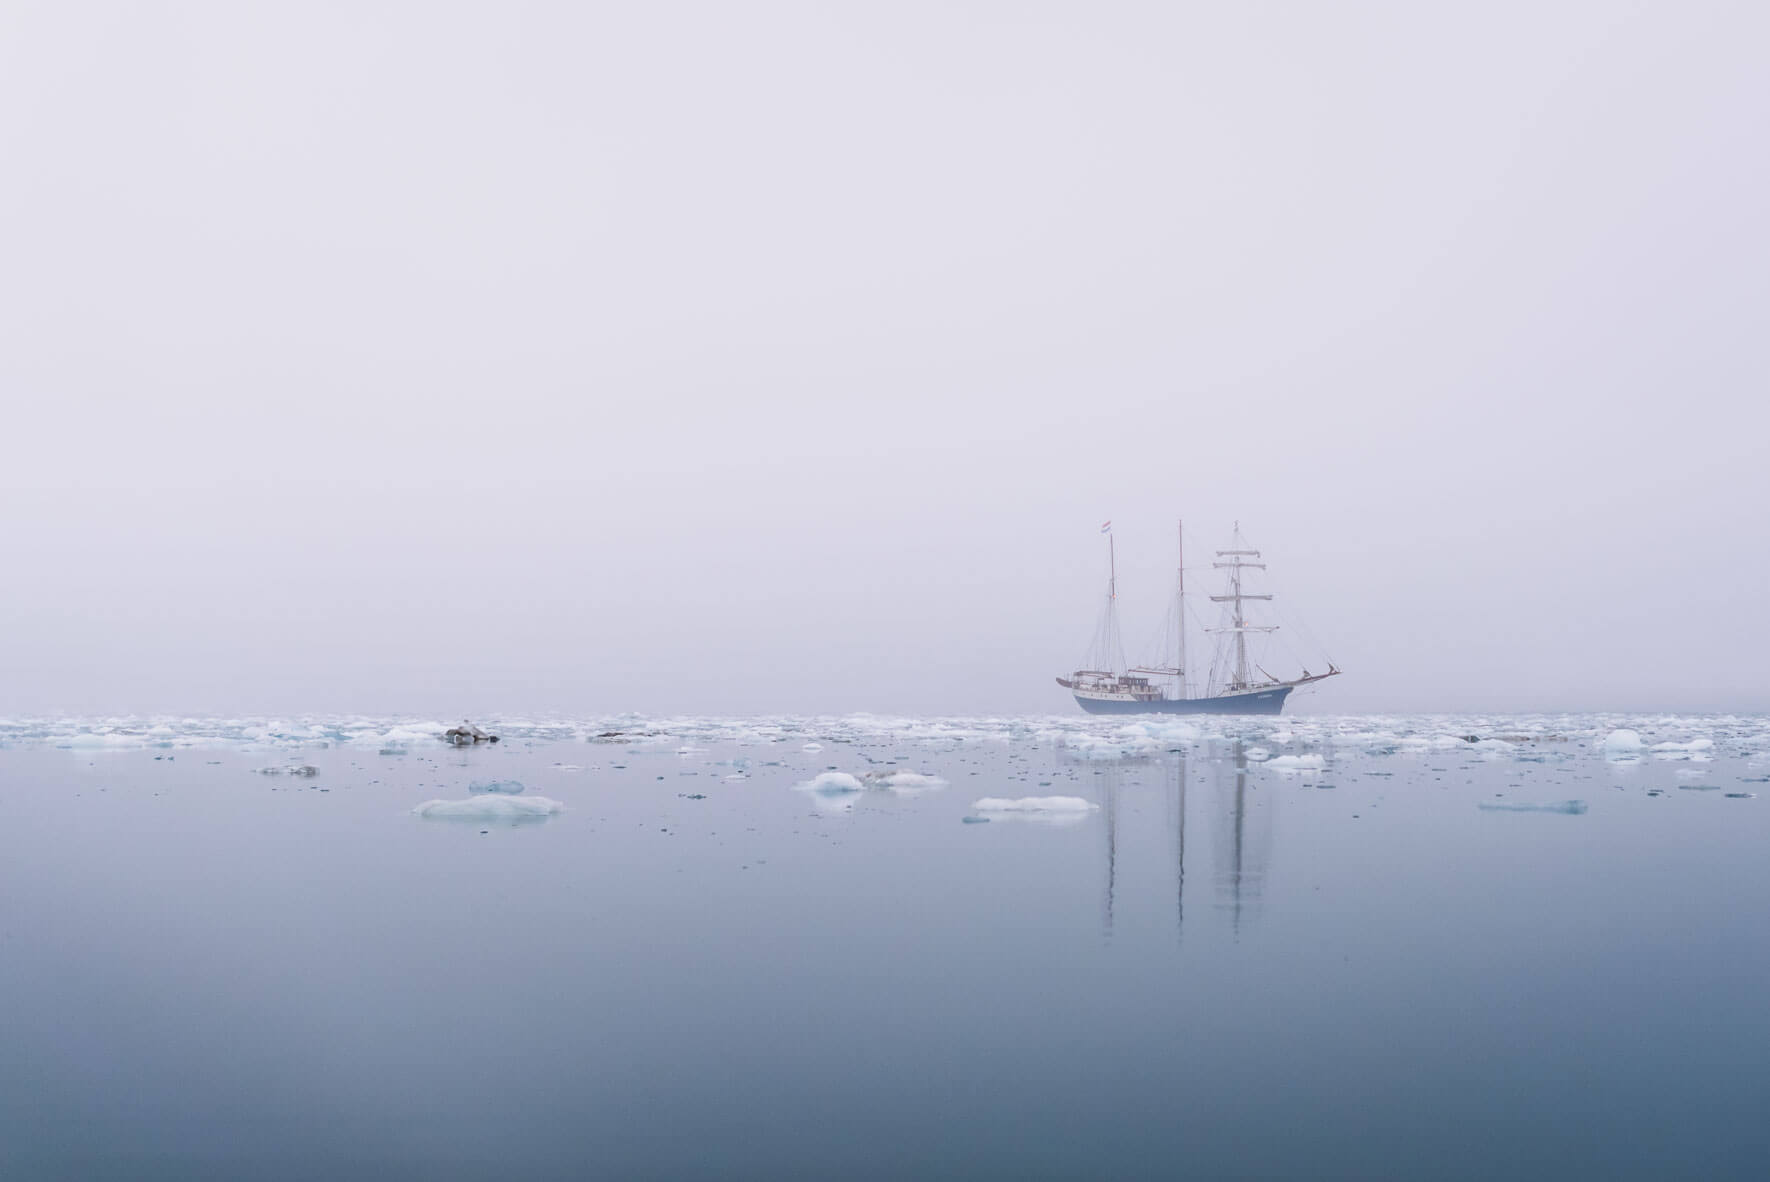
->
xmin=378 ymin=746 xmax=407 ymax=756
xmin=973 ymin=796 xmax=1098 ymax=813
xmin=1060 ymin=734 xmax=1162 ymax=761
xmin=1243 ymin=747 xmax=1272 ymax=762
xmin=411 ymin=795 xmax=563 ymax=821
xmin=467 ymin=780 xmax=525 ymax=795
xmin=1600 ymin=729 xmax=1644 ymax=760
xmin=961 ymin=815 xmax=991 ymax=824
xmin=1265 ymin=754 xmax=1325 ymax=771
xmin=1725 ymin=792 xmax=1754 ymax=799
xmin=794 ymin=772 xmax=863 ymax=795
xmin=862 ymin=771 xmax=949 ymax=793
xmin=1478 ymin=800 xmax=1588 ymax=814
xmin=1677 ymin=784 xmax=1722 ymax=792
xmin=792 ymin=771 xmax=865 ymax=812
xmin=1651 ymin=738 xmax=1714 ymax=760
xmin=444 ymin=720 xmax=499 ymax=746
xmin=801 ymin=742 xmax=824 ymax=752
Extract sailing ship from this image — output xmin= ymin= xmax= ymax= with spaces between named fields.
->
xmin=1056 ymin=521 xmax=1339 ymax=715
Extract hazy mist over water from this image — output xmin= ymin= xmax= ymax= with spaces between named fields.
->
xmin=2 ymin=2 xmax=1766 ymax=717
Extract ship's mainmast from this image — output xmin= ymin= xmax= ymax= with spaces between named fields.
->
xmin=1210 ymin=522 xmax=1276 ymax=691
xmin=1176 ymin=519 xmax=1188 ymax=700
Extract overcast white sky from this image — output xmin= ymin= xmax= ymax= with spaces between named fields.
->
xmin=2 ymin=1 xmax=1765 ymax=717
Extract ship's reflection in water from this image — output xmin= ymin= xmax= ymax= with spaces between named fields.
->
xmin=1098 ymin=739 xmax=1271 ymax=940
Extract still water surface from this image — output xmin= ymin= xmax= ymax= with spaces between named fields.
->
xmin=2 ymin=714 xmax=1766 ymax=1179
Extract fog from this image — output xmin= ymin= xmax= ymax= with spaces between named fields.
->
xmin=2 ymin=1 xmax=1765 ymax=717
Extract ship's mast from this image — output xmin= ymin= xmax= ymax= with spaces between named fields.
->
xmin=1176 ymin=519 xmax=1188 ymax=700
xmin=1211 ymin=521 xmax=1275 ymax=691
xmin=1109 ymin=531 xmax=1116 ymax=605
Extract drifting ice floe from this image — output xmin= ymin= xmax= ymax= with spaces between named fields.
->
xmin=795 ymin=771 xmax=864 ymax=795
xmin=1265 ymin=754 xmax=1325 ymax=771
xmin=1651 ymin=738 xmax=1714 ymax=760
xmin=412 ymin=795 xmax=563 ymax=821
xmin=973 ymin=796 xmax=1098 ymax=813
xmin=862 ymin=771 xmax=948 ymax=793
xmin=791 ymin=771 xmax=866 ymax=812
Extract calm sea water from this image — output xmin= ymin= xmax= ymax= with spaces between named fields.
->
xmin=2 ymin=714 xmax=1766 ymax=1180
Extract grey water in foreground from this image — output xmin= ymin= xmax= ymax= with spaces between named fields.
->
xmin=2 ymin=713 xmax=1767 ymax=1180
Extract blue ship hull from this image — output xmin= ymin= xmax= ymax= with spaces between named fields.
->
xmin=1073 ymin=686 xmax=1293 ymax=716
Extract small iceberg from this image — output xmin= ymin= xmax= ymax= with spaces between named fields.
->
xmin=1265 ymin=754 xmax=1325 ymax=771
xmin=795 ymin=771 xmax=864 ymax=795
xmin=1478 ymin=800 xmax=1587 ymax=815
xmin=792 ymin=771 xmax=865 ymax=811
xmin=412 ymin=795 xmax=563 ymax=822
xmin=1600 ymin=730 xmax=1643 ymax=760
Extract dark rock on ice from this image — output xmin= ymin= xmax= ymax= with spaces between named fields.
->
xmin=445 ymin=720 xmax=500 ymax=745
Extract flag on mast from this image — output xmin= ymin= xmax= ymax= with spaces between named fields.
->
xmin=1100 ymin=521 xmax=1112 ymax=534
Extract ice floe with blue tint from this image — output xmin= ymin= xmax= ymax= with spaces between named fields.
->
xmin=412 ymin=795 xmax=563 ymax=821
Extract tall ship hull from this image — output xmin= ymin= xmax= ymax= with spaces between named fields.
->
xmin=1057 ymin=520 xmax=1338 ymax=717
xmin=1064 ymin=684 xmax=1292 ymax=715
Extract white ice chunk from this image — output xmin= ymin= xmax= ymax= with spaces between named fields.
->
xmin=973 ymin=796 xmax=1098 ymax=813
xmin=1265 ymin=754 xmax=1325 ymax=770
xmin=1651 ymin=738 xmax=1714 ymax=760
xmin=412 ymin=795 xmax=564 ymax=820
xmin=864 ymin=771 xmax=948 ymax=793
xmin=1600 ymin=729 xmax=1644 ymax=759
xmin=794 ymin=771 xmax=864 ymax=795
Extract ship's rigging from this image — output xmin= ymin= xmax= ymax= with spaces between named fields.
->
xmin=1057 ymin=520 xmax=1339 ymax=715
